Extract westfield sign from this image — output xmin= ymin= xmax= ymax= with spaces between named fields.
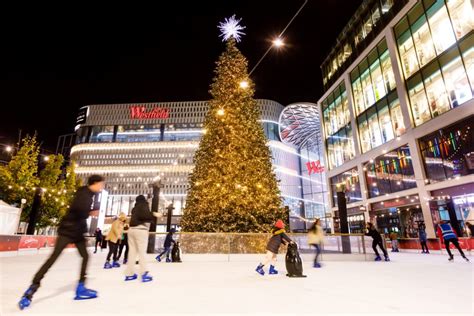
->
xmin=130 ymin=106 xmax=170 ymax=119
xmin=306 ymin=160 xmax=325 ymax=175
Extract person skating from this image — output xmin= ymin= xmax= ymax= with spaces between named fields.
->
xmin=93 ymin=228 xmax=103 ymax=254
xmin=437 ymin=220 xmax=469 ymax=262
xmin=156 ymin=228 xmax=176 ymax=263
xmin=365 ymin=222 xmax=389 ymax=261
xmin=124 ymin=195 xmax=160 ymax=282
xmin=104 ymin=212 xmax=126 ymax=269
xmin=18 ymin=175 xmax=105 ymax=310
xmin=419 ymin=223 xmax=429 ymax=254
xmin=116 ymin=224 xmax=129 ymax=264
xmin=307 ymin=218 xmax=324 ymax=268
xmin=255 ymin=219 xmax=293 ymax=276
xmin=389 ymin=230 xmax=399 ymax=252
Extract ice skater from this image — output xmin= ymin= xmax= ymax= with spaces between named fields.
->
xmin=104 ymin=212 xmax=126 ymax=269
xmin=307 ymin=218 xmax=324 ymax=268
xmin=117 ymin=223 xmax=129 ymax=264
xmin=93 ymin=228 xmax=103 ymax=253
xmin=156 ymin=228 xmax=176 ymax=263
xmin=255 ymin=219 xmax=293 ymax=275
xmin=365 ymin=223 xmax=389 ymax=261
xmin=124 ymin=195 xmax=160 ymax=282
xmin=419 ymin=223 xmax=429 ymax=254
xmin=437 ymin=220 xmax=469 ymax=262
xmin=18 ymin=175 xmax=105 ymax=310
xmin=389 ymin=230 xmax=399 ymax=252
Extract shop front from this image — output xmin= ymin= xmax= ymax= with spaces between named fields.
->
xmin=430 ymin=183 xmax=474 ymax=237
xmin=370 ymin=195 xmax=423 ymax=237
xmin=333 ymin=207 xmax=366 ymax=234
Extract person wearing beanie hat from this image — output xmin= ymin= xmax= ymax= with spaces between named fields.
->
xmin=125 ymin=195 xmax=161 ymax=282
xmin=255 ymin=219 xmax=293 ymax=276
xmin=104 ymin=212 xmax=127 ymax=269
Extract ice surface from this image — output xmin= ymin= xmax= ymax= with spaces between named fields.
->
xmin=1 ymin=250 xmax=472 ymax=315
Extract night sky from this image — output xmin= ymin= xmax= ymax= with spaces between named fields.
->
xmin=0 ymin=1 xmax=362 ymax=150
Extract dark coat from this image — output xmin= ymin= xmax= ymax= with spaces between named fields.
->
xmin=57 ymin=186 xmax=95 ymax=242
xmin=365 ymin=227 xmax=382 ymax=242
xmin=130 ymin=199 xmax=154 ymax=227
xmin=266 ymin=228 xmax=292 ymax=254
xmin=94 ymin=230 xmax=103 ymax=241
xmin=164 ymin=232 xmax=176 ymax=248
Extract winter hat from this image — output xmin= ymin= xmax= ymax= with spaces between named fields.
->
xmin=136 ymin=195 xmax=147 ymax=202
xmin=274 ymin=219 xmax=285 ymax=229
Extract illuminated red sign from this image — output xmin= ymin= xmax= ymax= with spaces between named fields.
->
xmin=306 ymin=160 xmax=324 ymax=175
xmin=130 ymin=106 xmax=170 ymax=119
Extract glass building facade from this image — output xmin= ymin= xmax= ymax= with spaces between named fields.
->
xmin=329 ymin=167 xmax=362 ymax=207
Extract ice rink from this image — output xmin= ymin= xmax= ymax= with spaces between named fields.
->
xmin=0 ymin=250 xmax=472 ymax=316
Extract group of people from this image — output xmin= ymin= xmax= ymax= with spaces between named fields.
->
xmin=17 ymin=174 xmax=471 ymax=310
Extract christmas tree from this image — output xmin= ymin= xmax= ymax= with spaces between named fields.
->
xmin=181 ymin=17 xmax=285 ymax=232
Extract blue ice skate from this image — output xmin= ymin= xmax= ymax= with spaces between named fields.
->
xmin=313 ymin=263 xmax=322 ymax=268
xmin=166 ymin=258 xmax=171 ymax=263
xmin=103 ymin=261 xmax=112 ymax=269
xmin=384 ymin=256 xmax=390 ymax=262
xmin=18 ymin=284 xmax=38 ymax=310
xmin=74 ymin=282 xmax=98 ymax=300
xmin=269 ymin=265 xmax=278 ymax=275
xmin=374 ymin=256 xmax=382 ymax=261
xmin=112 ymin=261 xmax=121 ymax=268
xmin=123 ymin=259 xmax=128 ymax=265
xmin=125 ymin=274 xmax=138 ymax=281
xmin=155 ymin=255 xmax=161 ymax=262
xmin=141 ymin=271 xmax=153 ymax=282
xmin=255 ymin=264 xmax=265 ymax=276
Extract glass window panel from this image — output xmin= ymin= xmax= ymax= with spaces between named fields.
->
xmin=372 ymin=5 xmax=382 ymax=27
xmin=408 ymin=74 xmax=431 ymax=126
xmin=397 ymin=30 xmax=419 ymax=78
xmin=380 ymin=50 xmax=396 ymax=92
xmin=446 ymin=0 xmax=474 ymax=40
xmin=423 ymin=65 xmax=451 ymax=117
xmin=411 ymin=15 xmax=436 ymax=67
xmin=361 ymin=68 xmax=375 ymax=109
xmin=460 ymin=35 xmax=474 ymax=90
xmin=352 ymin=78 xmax=365 ymax=115
xmin=367 ymin=107 xmax=382 ymax=148
xmin=440 ymin=50 xmax=473 ymax=107
xmin=389 ymin=98 xmax=406 ymax=136
xmin=427 ymin=0 xmax=457 ymax=54
xmin=358 ymin=114 xmax=371 ymax=153
xmin=370 ymin=59 xmax=387 ymax=101
xmin=345 ymin=125 xmax=355 ymax=160
xmin=323 ymin=109 xmax=331 ymax=138
xmin=342 ymin=91 xmax=351 ymax=126
xmin=90 ymin=126 xmax=114 ymax=143
xmin=378 ymin=102 xmax=394 ymax=143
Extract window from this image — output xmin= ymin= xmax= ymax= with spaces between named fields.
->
xmin=358 ymin=114 xmax=371 ymax=153
xmin=367 ymin=107 xmax=382 ymax=149
xmin=411 ymin=14 xmax=436 ymax=67
xmin=419 ymin=116 xmax=474 ymax=183
xmin=446 ymin=0 xmax=474 ymax=40
xmin=389 ymin=97 xmax=405 ymax=136
xmin=423 ymin=63 xmax=450 ymax=117
xmin=365 ymin=145 xmax=417 ymax=198
xmin=439 ymin=49 xmax=473 ymax=107
xmin=330 ymin=167 xmax=362 ymax=207
xmin=380 ymin=50 xmax=396 ymax=92
xmin=427 ymin=0 xmax=456 ymax=54
xmin=378 ymin=102 xmax=394 ymax=143
xmin=89 ymin=126 xmax=114 ymax=143
xmin=116 ymin=124 xmax=162 ymax=143
xmin=408 ymin=74 xmax=431 ymax=125
xmin=460 ymin=34 xmax=474 ymax=90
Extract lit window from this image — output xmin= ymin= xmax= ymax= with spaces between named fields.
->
xmin=446 ymin=0 xmax=474 ymax=40
xmin=427 ymin=0 xmax=456 ymax=54
xmin=408 ymin=74 xmax=431 ymax=126
xmin=423 ymin=65 xmax=450 ymax=117
xmin=440 ymin=49 xmax=473 ymax=107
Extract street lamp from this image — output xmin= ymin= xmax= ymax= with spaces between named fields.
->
xmin=5 ymin=146 xmax=12 ymax=152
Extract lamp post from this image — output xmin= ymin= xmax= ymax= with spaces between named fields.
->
xmin=166 ymin=203 xmax=175 ymax=232
xmin=147 ymin=179 xmax=163 ymax=253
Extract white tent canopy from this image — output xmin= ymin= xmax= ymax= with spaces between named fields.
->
xmin=0 ymin=200 xmax=21 ymax=235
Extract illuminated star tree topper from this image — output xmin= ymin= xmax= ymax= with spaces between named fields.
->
xmin=218 ymin=15 xmax=246 ymax=42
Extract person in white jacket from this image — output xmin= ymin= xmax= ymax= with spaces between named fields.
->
xmin=308 ymin=218 xmax=324 ymax=268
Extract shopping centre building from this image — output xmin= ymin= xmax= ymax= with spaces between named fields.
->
xmin=319 ymin=0 xmax=474 ymax=237
xmin=70 ymin=100 xmax=328 ymax=231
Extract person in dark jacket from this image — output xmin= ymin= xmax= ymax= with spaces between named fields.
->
xmin=255 ymin=219 xmax=293 ymax=276
xmin=437 ymin=221 xmax=469 ymax=262
xmin=19 ymin=175 xmax=105 ymax=310
xmin=365 ymin=222 xmax=389 ymax=261
xmin=156 ymin=228 xmax=176 ymax=262
xmin=93 ymin=228 xmax=103 ymax=254
xmin=418 ymin=223 xmax=429 ymax=254
xmin=117 ymin=223 xmax=129 ymax=264
xmin=124 ymin=195 xmax=160 ymax=282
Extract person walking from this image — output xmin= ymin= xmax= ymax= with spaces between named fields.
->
xmin=124 ymin=195 xmax=160 ymax=282
xmin=365 ymin=222 xmax=389 ymax=261
xmin=437 ymin=220 xmax=469 ymax=262
xmin=156 ymin=228 xmax=176 ymax=263
xmin=18 ymin=175 xmax=105 ymax=310
xmin=94 ymin=228 xmax=103 ymax=254
xmin=117 ymin=223 xmax=129 ymax=264
xmin=255 ymin=219 xmax=293 ymax=276
xmin=418 ymin=223 xmax=429 ymax=254
xmin=307 ymin=219 xmax=324 ymax=268
xmin=104 ymin=212 xmax=126 ymax=269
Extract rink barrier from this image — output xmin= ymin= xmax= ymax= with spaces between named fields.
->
xmin=1 ymin=233 xmax=472 ymax=257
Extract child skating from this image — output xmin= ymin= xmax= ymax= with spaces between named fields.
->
xmin=255 ymin=219 xmax=292 ymax=275
xmin=156 ymin=228 xmax=176 ymax=262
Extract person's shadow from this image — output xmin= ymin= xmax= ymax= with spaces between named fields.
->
xmin=33 ymin=284 xmax=76 ymax=304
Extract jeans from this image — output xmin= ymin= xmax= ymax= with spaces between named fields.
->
xmin=158 ymin=246 xmax=171 ymax=259
xmin=117 ymin=241 xmax=129 ymax=261
xmin=106 ymin=241 xmax=119 ymax=262
xmin=372 ymin=239 xmax=388 ymax=257
xmin=311 ymin=244 xmax=321 ymax=264
xmin=420 ymin=240 xmax=429 ymax=252
xmin=33 ymin=235 xmax=89 ymax=285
